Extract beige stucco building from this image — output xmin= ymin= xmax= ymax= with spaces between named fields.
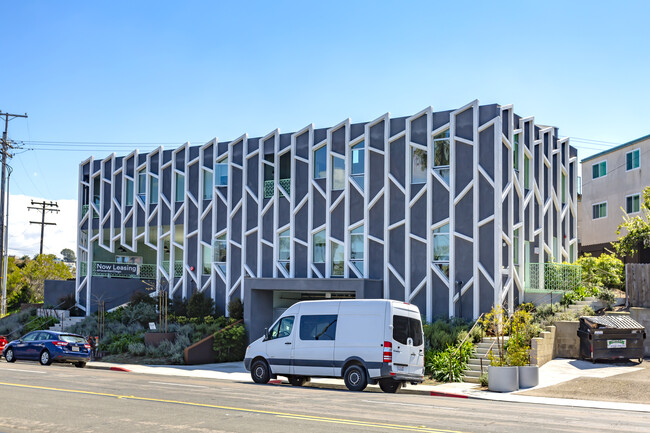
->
xmin=578 ymin=133 xmax=650 ymax=258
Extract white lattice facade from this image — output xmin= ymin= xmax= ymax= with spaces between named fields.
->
xmin=76 ymin=100 xmax=578 ymax=319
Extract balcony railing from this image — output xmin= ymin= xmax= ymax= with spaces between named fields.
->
xmin=264 ymin=179 xmax=291 ymax=199
xmin=78 ymin=261 xmax=183 ymax=280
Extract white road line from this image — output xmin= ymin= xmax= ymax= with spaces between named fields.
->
xmin=362 ymin=400 xmax=457 ymax=410
xmin=148 ymin=381 xmax=208 ymax=389
xmin=2 ymin=368 xmax=47 ymax=374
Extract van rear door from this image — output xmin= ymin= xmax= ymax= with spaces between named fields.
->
xmin=390 ymin=309 xmax=424 ymax=377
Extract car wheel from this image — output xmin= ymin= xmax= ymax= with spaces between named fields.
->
xmin=251 ymin=359 xmax=270 ymax=384
xmin=39 ymin=350 xmax=52 ymax=366
xmin=5 ymin=348 xmax=15 ymax=363
xmin=379 ymin=378 xmax=402 ymax=393
xmin=343 ymin=365 xmax=367 ymax=392
xmin=288 ymin=376 xmax=307 ymax=386
xmin=75 ymin=361 xmax=86 ymax=368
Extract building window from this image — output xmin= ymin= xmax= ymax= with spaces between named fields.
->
xmin=213 ymin=235 xmax=227 ymax=273
xmin=278 ymin=228 xmax=290 ymax=272
xmin=524 ymin=156 xmax=530 ymax=190
xmin=626 ymin=149 xmax=640 ymax=171
xmin=350 ymin=141 xmax=364 ymax=191
xmin=411 ymin=147 xmax=427 ymax=184
xmin=137 ymin=170 xmax=146 ymax=202
xmin=433 ymin=130 xmax=450 ymax=184
xmin=513 ymin=228 xmax=520 ymax=266
xmin=332 ymin=156 xmax=345 ymax=190
xmin=331 ymin=241 xmax=344 ymax=276
xmin=561 ymin=174 xmax=566 ymax=204
xmin=513 ymin=133 xmax=520 ymax=171
xmin=350 ymin=225 xmax=364 ymax=274
xmin=592 ymin=202 xmax=607 ymax=219
xmin=150 ymin=176 xmax=158 ymax=204
xmin=202 ymin=244 xmax=211 ymax=275
xmin=592 ymin=161 xmax=606 ymax=179
xmin=115 ymin=255 xmax=142 ymax=264
xmin=313 ymin=145 xmax=326 ymax=179
xmin=125 ymin=178 xmax=134 ymax=206
xmin=626 ymin=194 xmax=640 ymax=213
xmin=202 ymin=169 xmax=213 ymax=200
xmin=433 ymin=224 xmax=450 ymax=278
xmin=263 ymin=154 xmax=275 ymax=198
xmin=215 ymin=157 xmax=228 ymax=186
xmin=175 ymin=173 xmax=184 ymax=202
xmin=313 ymin=229 xmax=325 ymax=263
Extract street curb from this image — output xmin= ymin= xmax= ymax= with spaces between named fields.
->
xmin=86 ymin=363 xmax=131 ymax=372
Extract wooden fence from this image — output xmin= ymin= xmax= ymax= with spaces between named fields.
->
xmin=626 ymin=264 xmax=650 ymax=308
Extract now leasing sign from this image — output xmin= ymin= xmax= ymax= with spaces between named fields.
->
xmin=94 ymin=262 xmax=139 ymax=276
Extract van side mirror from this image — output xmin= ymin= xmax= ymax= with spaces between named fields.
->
xmin=263 ymin=328 xmax=269 ymax=341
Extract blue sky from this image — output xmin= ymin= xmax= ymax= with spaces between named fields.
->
xmin=2 ymin=1 xmax=650 ymax=254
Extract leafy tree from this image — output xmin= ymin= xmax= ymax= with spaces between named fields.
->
xmin=616 ymin=186 xmax=650 ymax=257
xmin=6 ymin=254 xmax=74 ymax=309
xmin=60 ymin=248 xmax=76 ymax=263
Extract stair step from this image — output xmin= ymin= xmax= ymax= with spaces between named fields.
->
xmin=464 ymin=376 xmax=480 ymax=384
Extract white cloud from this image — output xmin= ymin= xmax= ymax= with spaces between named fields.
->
xmin=6 ymin=194 xmax=77 ymax=258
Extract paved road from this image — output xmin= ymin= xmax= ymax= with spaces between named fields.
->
xmin=1 ymin=361 xmax=648 ymax=433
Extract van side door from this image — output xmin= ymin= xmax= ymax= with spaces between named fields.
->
xmin=293 ymin=314 xmax=337 ymax=377
xmin=265 ymin=316 xmax=295 ymax=375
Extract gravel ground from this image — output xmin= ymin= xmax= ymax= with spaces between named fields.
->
xmin=519 ymin=359 xmax=650 ymax=404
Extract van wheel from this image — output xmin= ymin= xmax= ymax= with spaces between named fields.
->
xmin=251 ymin=359 xmax=270 ymax=384
xmin=344 ymin=365 xmax=367 ymax=392
xmin=379 ymin=378 xmax=402 ymax=393
xmin=288 ymin=376 xmax=307 ymax=386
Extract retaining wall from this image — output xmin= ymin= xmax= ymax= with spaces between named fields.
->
xmin=530 ymin=325 xmax=556 ymax=366
xmin=553 ymin=320 xmax=580 ymax=358
xmin=630 ymin=307 xmax=650 ymax=356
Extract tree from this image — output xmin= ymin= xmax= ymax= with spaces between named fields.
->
xmin=6 ymin=254 xmax=74 ymax=310
xmin=60 ymin=248 xmax=76 ymax=263
xmin=616 ymin=186 xmax=650 ymax=257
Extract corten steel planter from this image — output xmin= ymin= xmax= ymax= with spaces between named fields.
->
xmin=518 ymin=365 xmax=539 ymax=388
xmin=488 ymin=366 xmax=519 ymax=392
xmin=144 ymin=332 xmax=177 ymax=347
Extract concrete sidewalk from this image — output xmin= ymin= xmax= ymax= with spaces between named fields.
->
xmin=87 ymin=358 xmax=650 ymax=412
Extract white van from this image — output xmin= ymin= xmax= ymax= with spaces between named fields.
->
xmin=244 ymin=299 xmax=425 ymax=393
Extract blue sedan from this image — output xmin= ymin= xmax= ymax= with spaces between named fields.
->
xmin=3 ymin=330 xmax=91 ymax=368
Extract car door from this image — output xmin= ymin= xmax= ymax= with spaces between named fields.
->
xmin=31 ymin=332 xmax=52 ymax=359
xmin=265 ymin=315 xmax=295 ymax=375
xmin=13 ymin=332 xmax=38 ymax=359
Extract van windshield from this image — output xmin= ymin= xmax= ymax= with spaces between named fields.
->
xmin=393 ymin=315 xmax=423 ymax=346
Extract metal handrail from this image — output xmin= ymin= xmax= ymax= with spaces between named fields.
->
xmin=448 ymin=313 xmax=484 ymax=382
xmin=479 ymin=315 xmax=512 ymax=372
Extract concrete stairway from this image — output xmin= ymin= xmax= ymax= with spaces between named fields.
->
xmin=566 ymin=297 xmax=604 ymax=315
xmin=37 ymin=308 xmax=85 ymax=333
xmin=463 ymin=337 xmax=505 ymax=383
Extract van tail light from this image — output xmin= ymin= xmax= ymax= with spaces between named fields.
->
xmin=383 ymin=341 xmax=392 ymax=363
xmin=53 ymin=341 xmax=68 ymax=347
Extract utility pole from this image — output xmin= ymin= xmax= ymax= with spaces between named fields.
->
xmin=0 ymin=111 xmax=27 ymax=316
xmin=28 ymin=200 xmax=60 ymax=255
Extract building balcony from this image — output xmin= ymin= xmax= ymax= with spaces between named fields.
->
xmin=264 ymin=179 xmax=291 ymax=199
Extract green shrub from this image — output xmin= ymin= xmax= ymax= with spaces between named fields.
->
xmin=187 ymin=292 xmax=214 ymax=318
xmin=575 ymin=253 xmax=624 ymax=290
xmin=130 ymin=291 xmax=157 ymax=306
xmin=23 ymin=315 xmax=59 ymax=333
xmin=122 ymin=302 xmax=157 ymax=326
xmin=479 ymin=371 xmax=489 ymax=387
xmin=425 ymin=341 xmax=474 ymax=382
xmin=0 ymin=308 xmax=37 ymax=337
xmin=213 ymin=323 xmax=247 ymax=363
xmin=596 ymin=288 xmax=616 ymax=310
xmin=532 ymin=303 xmax=562 ymax=327
xmin=103 ymin=332 xmax=145 ymax=354
xmin=423 ymin=317 xmax=471 ymax=352
xmin=128 ymin=342 xmax=146 ymax=356
xmin=228 ymin=298 xmax=244 ymax=320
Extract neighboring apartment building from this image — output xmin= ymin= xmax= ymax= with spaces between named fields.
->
xmin=76 ymin=100 xmax=578 ymax=336
xmin=578 ymin=133 xmax=650 ymax=260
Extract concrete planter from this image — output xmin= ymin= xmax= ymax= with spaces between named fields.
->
xmin=518 ymin=365 xmax=539 ymax=388
xmin=144 ymin=332 xmax=177 ymax=347
xmin=488 ymin=366 xmax=519 ymax=392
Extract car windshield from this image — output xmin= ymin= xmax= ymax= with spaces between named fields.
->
xmin=60 ymin=335 xmax=86 ymax=344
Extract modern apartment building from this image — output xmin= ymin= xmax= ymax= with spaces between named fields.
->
xmin=578 ymin=133 xmax=650 ymax=260
xmin=76 ymin=100 xmax=578 ymax=334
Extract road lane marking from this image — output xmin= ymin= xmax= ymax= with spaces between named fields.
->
xmin=2 ymin=368 xmax=47 ymax=374
xmin=0 ymin=381 xmax=469 ymax=433
xmin=363 ymin=400 xmax=457 ymax=410
xmin=148 ymin=381 xmax=208 ymax=389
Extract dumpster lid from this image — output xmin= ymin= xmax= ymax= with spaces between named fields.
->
xmin=580 ymin=316 xmax=645 ymax=329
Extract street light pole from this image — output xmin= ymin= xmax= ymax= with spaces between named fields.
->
xmin=1 ymin=166 xmax=12 ymax=316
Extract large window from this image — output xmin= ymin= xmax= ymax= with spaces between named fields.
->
xmin=313 ymin=229 xmax=325 ymax=263
xmin=524 ymin=156 xmax=530 ymax=190
xmin=150 ymin=176 xmax=158 ymax=204
xmin=313 ymin=146 xmax=327 ymax=179
xmin=433 ymin=223 xmax=450 ymax=278
xmin=513 ymin=228 xmax=520 ymax=266
xmin=433 ymin=130 xmax=450 ymax=184
xmin=332 ymin=156 xmax=345 ymax=190
xmin=202 ymin=244 xmax=211 ymax=275
xmin=331 ymin=241 xmax=344 ymax=276
xmin=561 ymin=174 xmax=566 ymax=204
xmin=202 ymin=169 xmax=213 ymax=200
xmin=351 ymin=141 xmax=364 ymax=190
xmin=411 ymin=147 xmax=427 ymax=184
xmin=215 ymin=157 xmax=228 ymax=186
xmin=268 ymin=316 xmax=294 ymax=340
xmin=137 ymin=170 xmax=146 ymax=202
xmin=213 ymin=234 xmax=227 ymax=273
xmin=115 ymin=255 xmax=142 ymax=264
xmin=592 ymin=202 xmax=607 ymax=219
xmin=175 ymin=173 xmax=184 ymax=202
xmin=125 ymin=178 xmax=134 ymax=206
xmin=626 ymin=149 xmax=640 ymax=171
xmin=299 ymin=315 xmax=338 ymax=341
xmin=278 ymin=228 xmax=290 ymax=272
xmin=513 ymin=133 xmax=520 ymax=170
xmin=350 ymin=225 xmax=364 ymax=274
xmin=626 ymin=194 xmax=640 ymax=213
xmin=592 ymin=161 xmax=606 ymax=179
